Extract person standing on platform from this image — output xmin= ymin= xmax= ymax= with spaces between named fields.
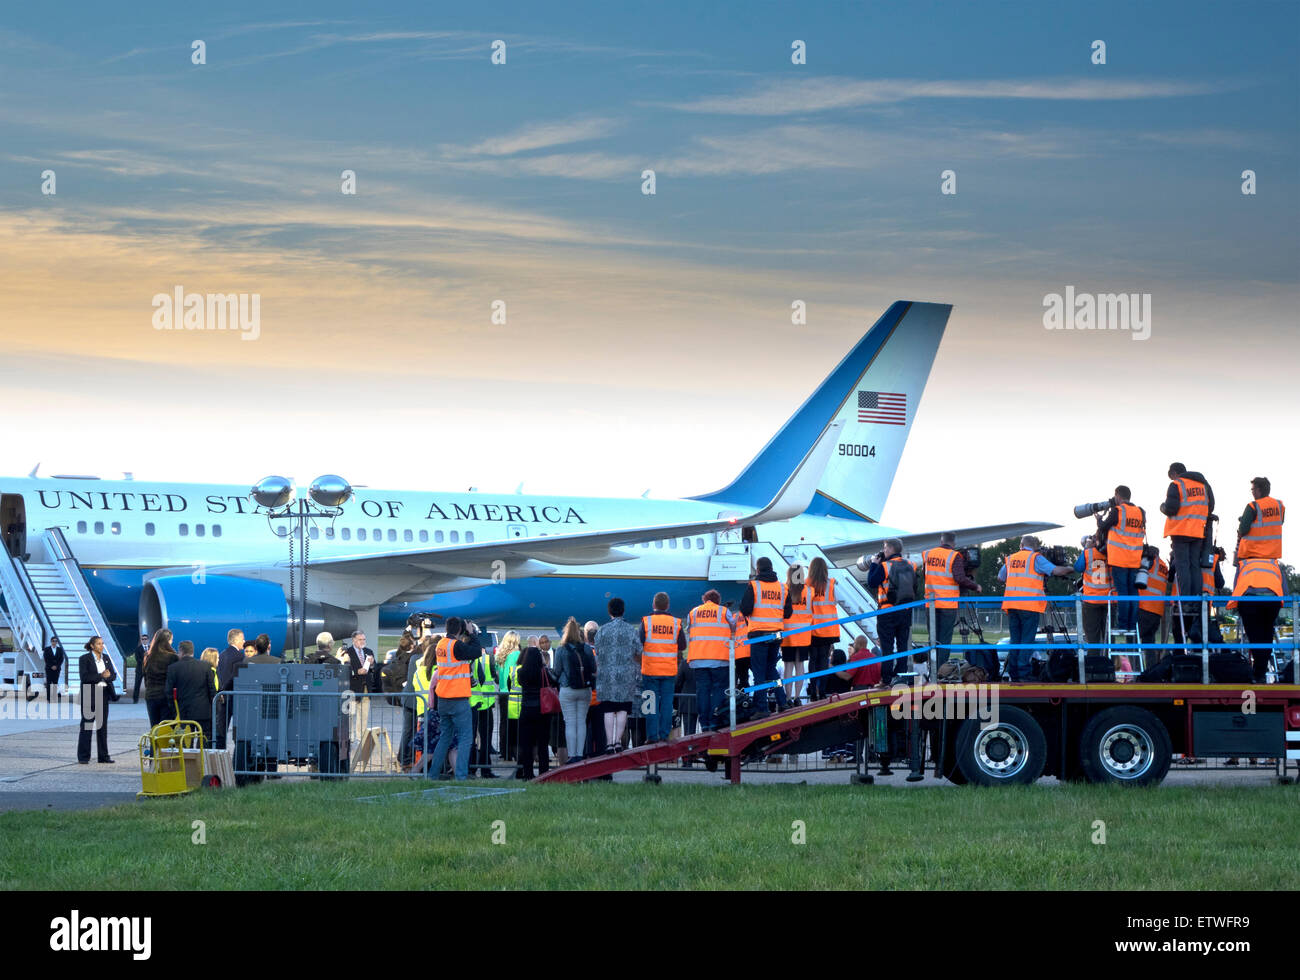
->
xmin=738 ymin=557 xmax=787 ymax=716
xmin=639 ymin=592 xmax=685 ymax=741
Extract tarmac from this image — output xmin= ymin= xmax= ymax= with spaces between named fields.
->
xmin=0 ymin=691 xmax=1288 ymax=813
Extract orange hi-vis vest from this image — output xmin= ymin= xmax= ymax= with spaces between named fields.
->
xmin=1239 ymin=496 xmax=1285 ymax=560
xmin=748 ymin=579 xmax=786 ymax=634
xmin=1080 ymin=546 xmax=1114 ymax=605
xmin=641 ymin=614 xmax=681 ymax=676
xmin=1163 ymin=477 xmax=1209 ymax=539
xmin=434 ymin=637 xmax=471 ymax=699
xmin=733 ymin=613 xmax=750 ymax=653
xmin=1227 ymin=558 xmax=1284 ymax=609
xmin=782 ymin=586 xmax=812 ymax=648
xmin=686 ymin=602 xmax=732 ymax=663
xmin=810 ymin=578 xmax=840 ymax=639
xmin=1002 ymin=549 xmax=1047 ymax=613
xmin=1202 ymin=553 xmax=1221 ymax=595
xmin=1137 ymin=558 xmax=1170 ymax=616
xmin=922 ymin=547 xmax=959 ymax=609
xmin=1107 ymin=502 xmax=1146 ymax=569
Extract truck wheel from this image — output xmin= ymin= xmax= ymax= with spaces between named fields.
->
xmin=233 ymin=742 xmax=259 ymax=787
xmin=1078 ymin=706 xmax=1171 ymax=786
xmin=955 ymin=707 xmax=1046 ymax=786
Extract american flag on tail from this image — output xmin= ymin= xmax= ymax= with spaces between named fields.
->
xmin=857 ymin=390 xmax=907 ymax=426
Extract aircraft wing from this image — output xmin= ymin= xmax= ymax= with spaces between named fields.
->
xmin=819 ymin=520 xmax=1062 ymax=565
xmin=280 ymin=420 xmax=846 ymax=579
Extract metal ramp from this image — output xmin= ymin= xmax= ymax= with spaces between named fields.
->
xmin=0 ymin=527 xmax=123 ymax=692
xmin=535 ymin=689 xmax=881 ymax=784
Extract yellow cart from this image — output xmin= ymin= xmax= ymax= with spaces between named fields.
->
xmin=137 ymin=703 xmax=220 ymax=798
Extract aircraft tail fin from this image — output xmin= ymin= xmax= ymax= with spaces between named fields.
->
xmin=692 ymin=301 xmax=951 ymax=522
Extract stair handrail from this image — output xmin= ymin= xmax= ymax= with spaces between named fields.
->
xmin=0 ymin=544 xmax=49 ymax=654
xmin=42 ymin=527 xmax=125 ymax=676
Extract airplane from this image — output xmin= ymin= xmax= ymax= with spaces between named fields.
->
xmin=0 ymin=301 xmax=1057 ymax=662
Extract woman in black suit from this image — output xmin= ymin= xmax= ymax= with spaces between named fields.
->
xmin=142 ymin=629 xmax=179 ymax=727
xmin=77 ymin=636 xmax=117 ymax=764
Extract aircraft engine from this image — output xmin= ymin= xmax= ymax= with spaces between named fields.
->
xmin=139 ymin=575 xmax=357 ymax=656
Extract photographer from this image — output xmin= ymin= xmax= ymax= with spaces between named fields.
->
xmin=921 ymin=532 xmax=981 ymax=669
xmin=865 ymin=538 xmax=919 ymax=686
xmin=998 ymin=535 xmax=1073 ymax=682
xmin=1135 ymin=547 xmax=1171 ymax=661
xmin=1095 ymin=486 xmax=1146 ymax=633
xmin=427 ymin=617 xmax=484 ymax=781
xmin=1072 ymin=535 xmax=1114 ymax=646
xmin=1236 ymin=476 xmax=1284 ymax=562
xmin=1159 ymin=462 xmax=1215 ymax=628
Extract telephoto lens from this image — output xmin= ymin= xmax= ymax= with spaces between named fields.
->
xmin=1073 ymin=499 xmax=1113 ymax=520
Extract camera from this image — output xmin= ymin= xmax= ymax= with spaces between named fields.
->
xmin=1039 ymin=544 xmax=1067 ymax=566
xmin=855 ymin=551 xmax=887 ymax=572
xmin=1073 ymin=497 xmax=1116 ymax=520
xmin=961 ymin=546 xmax=980 ymax=569
xmin=1133 ymin=545 xmax=1159 ymax=589
xmin=405 ymin=612 xmax=442 ymax=631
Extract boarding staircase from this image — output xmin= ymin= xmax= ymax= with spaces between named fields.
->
xmin=707 ymin=537 xmax=878 ymax=648
xmin=0 ymin=527 xmax=124 ymax=693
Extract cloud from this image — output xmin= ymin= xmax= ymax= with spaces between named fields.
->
xmin=465 ymin=117 xmax=618 ymax=156
xmin=662 ymin=76 xmax=1233 ymax=115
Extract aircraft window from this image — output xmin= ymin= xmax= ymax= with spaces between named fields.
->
xmin=682 ymin=537 xmax=691 ymax=550
xmin=696 ymin=538 xmax=704 ymax=549
xmin=404 ymin=529 xmax=413 ymax=543
xmin=195 ymin=524 xmax=205 ymax=538
xmin=655 ymin=540 xmax=663 ymax=549
xmin=77 ymin=521 xmax=87 ymax=534
xmin=668 ymin=538 xmax=677 ymax=549
xmin=419 ymin=530 xmax=428 ymax=543
xmin=110 ymin=522 xmax=121 ymax=535
xmin=450 ymin=531 xmax=460 ymax=543
xmin=374 ymin=527 xmax=381 ymax=540
xmin=93 ymin=521 xmax=104 ymax=535
xmin=358 ymin=528 xmax=367 ymax=541
xmin=466 ymin=531 xmax=475 ymax=543
xmin=273 ymin=524 xmax=287 ymax=537
xmin=178 ymin=524 xmax=188 ymax=537
xmin=388 ymin=529 xmax=397 ymax=542
xmin=341 ymin=528 xmax=351 ymax=541
xmin=308 ymin=527 xmax=319 ymax=540
xmin=213 ymin=525 xmax=222 ymax=538
xmin=145 ymin=523 xmax=155 ymax=536
xmin=435 ymin=531 xmax=444 ymax=543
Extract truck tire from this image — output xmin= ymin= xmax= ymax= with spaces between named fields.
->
xmin=1078 ymin=706 xmax=1171 ymax=786
xmin=955 ymin=706 xmax=1047 ymax=786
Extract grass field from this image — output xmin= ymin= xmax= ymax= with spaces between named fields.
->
xmin=3 ymin=781 xmax=1298 ymax=889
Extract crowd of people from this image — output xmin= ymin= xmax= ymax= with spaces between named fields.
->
xmin=71 ymin=463 xmax=1288 ymax=776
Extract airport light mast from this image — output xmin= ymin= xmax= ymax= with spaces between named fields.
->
xmin=249 ymin=475 xmax=352 ymax=661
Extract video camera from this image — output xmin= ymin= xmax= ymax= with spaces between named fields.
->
xmin=405 ymin=612 xmax=443 ymax=632
xmin=1073 ymin=497 xmax=1116 ymax=520
xmin=1039 ymin=544 xmax=1068 ymax=566
xmin=961 ymin=546 xmax=980 ymax=569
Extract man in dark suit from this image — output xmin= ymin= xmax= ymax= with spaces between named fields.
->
xmin=131 ymin=633 xmax=148 ymax=702
xmin=214 ymin=628 xmax=246 ymax=748
xmin=343 ymin=630 xmax=379 ymax=734
xmin=42 ymin=635 xmax=66 ymax=702
xmin=77 ymin=637 xmax=117 ymax=764
xmin=164 ymin=640 xmax=217 ymax=745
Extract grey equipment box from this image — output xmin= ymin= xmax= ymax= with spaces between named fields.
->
xmin=231 ymin=662 xmax=350 ymax=782
xmin=1192 ymin=709 xmax=1284 ymax=758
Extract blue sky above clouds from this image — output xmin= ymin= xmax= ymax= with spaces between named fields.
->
xmin=0 ymin=1 xmax=1295 ymax=537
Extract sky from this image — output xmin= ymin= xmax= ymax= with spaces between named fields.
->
xmin=0 ymin=1 xmax=1296 ymax=547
